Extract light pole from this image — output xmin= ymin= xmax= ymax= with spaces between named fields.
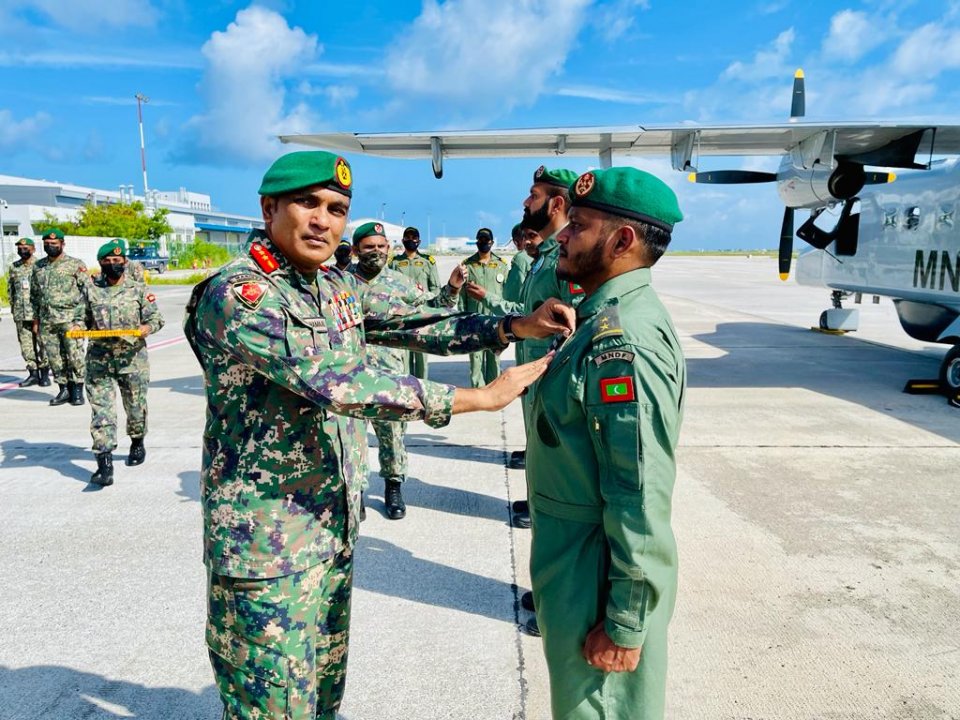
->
xmin=379 ymin=202 xmax=387 ymax=221
xmin=0 ymin=198 xmax=7 ymax=270
xmin=135 ymin=92 xmax=150 ymax=196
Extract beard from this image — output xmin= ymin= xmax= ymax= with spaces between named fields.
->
xmin=557 ymin=239 xmax=606 ymax=283
xmin=522 ymin=200 xmax=551 ymax=233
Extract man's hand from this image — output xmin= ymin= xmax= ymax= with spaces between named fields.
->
xmin=465 ymin=281 xmax=486 ymax=300
xmin=452 ymin=354 xmax=553 ymax=414
xmin=582 ymin=622 xmax=641 ymax=673
xmin=32 ymin=320 xmax=39 ymax=334
xmin=138 ymin=323 xmax=151 ymax=337
xmin=511 ymin=298 xmax=575 ymax=340
xmin=448 ymin=264 xmax=468 ymax=290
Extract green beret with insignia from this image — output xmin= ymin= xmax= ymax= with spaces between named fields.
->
xmin=259 ymin=151 xmax=353 ymax=198
xmin=97 ymin=239 xmax=126 ymax=260
xmin=41 ymin=227 xmax=65 ymax=240
xmin=569 ymin=167 xmax=683 ymax=231
xmin=533 ymin=165 xmax=578 ymax=189
xmin=15 ymin=237 xmax=35 ymax=247
xmin=352 ymin=221 xmax=386 ymax=243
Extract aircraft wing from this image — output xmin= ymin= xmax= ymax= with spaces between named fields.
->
xmin=280 ymin=122 xmax=960 ymax=174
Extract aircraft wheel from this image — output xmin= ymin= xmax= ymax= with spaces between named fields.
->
xmin=939 ymin=345 xmax=960 ymax=393
xmin=819 ymin=311 xmax=829 ymax=330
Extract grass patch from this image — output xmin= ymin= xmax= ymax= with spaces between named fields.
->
xmin=145 ymin=272 xmax=211 ymax=286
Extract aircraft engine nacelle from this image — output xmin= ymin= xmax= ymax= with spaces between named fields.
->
xmin=776 ymin=161 xmax=866 ymax=209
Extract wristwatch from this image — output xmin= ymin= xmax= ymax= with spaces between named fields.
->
xmin=501 ymin=313 xmax=523 ymax=342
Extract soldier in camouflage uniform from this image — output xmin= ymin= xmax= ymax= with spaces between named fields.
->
xmin=80 ymin=240 xmax=165 ymax=486
xmin=388 ymin=225 xmax=440 ymax=379
xmin=503 ymin=222 xmax=534 ymax=303
xmin=7 ymin=237 xmax=50 ymax=387
xmin=350 ymin=221 xmax=462 ymax=519
xmin=333 ymin=238 xmax=354 ymax=271
xmin=461 ymin=228 xmax=507 ymax=387
xmin=31 ymin=227 xmax=90 ymax=406
xmin=183 ymin=151 xmax=573 ymax=720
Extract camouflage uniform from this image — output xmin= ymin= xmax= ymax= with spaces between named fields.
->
xmin=184 ymin=232 xmax=507 ymax=719
xmin=31 ymin=254 xmax=89 ymax=384
xmin=127 ymin=260 xmax=147 ymax=285
xmin=82 ymin=275 xmax=164 ymax=452
xmin=7 ymin=255 xmax=48 ymax=372
xmin=387 ymin=250 xmax=440 ymax=379
xmin=461 ymin=250 xmax=507 ymax=387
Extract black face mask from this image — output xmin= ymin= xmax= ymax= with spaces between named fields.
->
xmin=357 ymin=250 xmax=387 ymax=275
xmin=44 ymin=244 xmax=63 ymax=258
xmin=402 ymin=239 xmax=420 ymax=252
xmin=17 ymin=247 xmax=32 ymax=259
xmin=100 ymin=263 xmax=126 ymax=280
xmin=522 ymin=200 xmax=551 ymax=233
xmin=476 ymin=240 xmax=493 ymax=253
xmin=334 ymin=247 xmax=352 ymax=266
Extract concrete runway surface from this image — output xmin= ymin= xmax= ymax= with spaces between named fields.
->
xmin=0 ymin=255 xmax=956 ymax=720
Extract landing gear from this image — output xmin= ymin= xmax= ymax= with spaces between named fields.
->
xmin=817 ymin=291 xmax=860 ymax=333
xmin=940 ymin=346 xmax=960 ymax=405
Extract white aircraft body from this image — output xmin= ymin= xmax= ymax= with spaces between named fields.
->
xmin=280 ymin=73 xmax=960 ymax=396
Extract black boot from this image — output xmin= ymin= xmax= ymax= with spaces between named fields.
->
xmin=70 ymin=382 xmax=85 ymax=406
xmin=50 ymin=383 xmax=70 ymax=406
xmin=38 ymin=368 xmax=51 ymax=387
xmin=90 ymin=452 xmax=114 ymax=486
xmin=359 ymin=493 xmax=367 ymax=521
xmin=18 ymin=369 xmax=40 ymax=388
xmin=384 ymin=478 xmax=406 ymax=520
xmin=508 ymin=450 xmax=526 ymax=469
xmin=126 ymin=438 xmax=146 ymax=466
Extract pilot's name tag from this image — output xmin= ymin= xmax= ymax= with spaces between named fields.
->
xmin=303 ymin=317 xmax=327 ymax=332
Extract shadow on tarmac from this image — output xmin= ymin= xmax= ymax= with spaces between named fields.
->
xmin=0 ymin=664 xmax=221 ymax=719
xmin=364 ymin=475 xmax=509 ymax=524
xmin=152 ymin=374 xmax=205 ymax=396
xmin=390 ymin=433 xmax=508 ymax=467
xmin=0 ymin=439 xmax=93 ymax=484
xmin=178 ymin=470 xmax=201 ymax=503
xmin=0 ymin=373 xmax=55 ymax=401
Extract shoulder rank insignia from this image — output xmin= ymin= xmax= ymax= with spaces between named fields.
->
xmin=250 ymin=243 xmax=280 ymax=273
xmin=592 ymin=313 xmax=623 ymax=342
xmin=233 ymin=281 xmax=268 ymax=309
xmin=567 ymin=282 xmax=584 ymax=295
xmin=427 ymin=255 xmax=436 ymax=264
xmin=600 ymin=376 xmax=635 ymax=403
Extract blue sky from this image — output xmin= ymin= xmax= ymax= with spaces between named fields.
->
xmin=3 ymin=0 xmax=960 ymax=249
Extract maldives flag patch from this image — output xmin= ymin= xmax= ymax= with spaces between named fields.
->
xmin=234 ymin=281 xmax=268 ymax=309
xmin=600 ymin=376 xmax=635 ymax=403
xmin=568 ymin=282 xmax=585 ymax=295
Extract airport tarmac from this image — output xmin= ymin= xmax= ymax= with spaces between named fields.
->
xmin=0 ymin=255 xmax=957 ymax=720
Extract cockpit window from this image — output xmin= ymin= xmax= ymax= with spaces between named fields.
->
xmin=904 ymin=206 xmax=921 ymax=230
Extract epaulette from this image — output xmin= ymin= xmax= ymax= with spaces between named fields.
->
xmin=592 ymin=306 xmax=623 ymax=343
xmin=426 ymin=255 xmax=436 ymax=264
xmin=249 ymin=242 xmax=280 ymax=273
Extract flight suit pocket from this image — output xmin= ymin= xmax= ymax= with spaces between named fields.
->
xmin=206 ymin=621 xmax=291 ymax=719
xmin=589 ymin=402 xmax=647 ymax=497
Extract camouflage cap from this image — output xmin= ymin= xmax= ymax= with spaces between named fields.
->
xmin=97 ymin=239 xmax=126 ymax=260
xmin=533 ymin=165 xmax=578 ymax=189
xmin=352 ymin=221 xmax=386 ymax=243
xmin=41 ymin=227 xmax=65 ymax=241
xmin=569 ymin=167 xmax=683 ymax=231
xmin=15 ymin=237 xmax=35 ymax=247
xmin=258 ymin=151 xmax=353 ymax=198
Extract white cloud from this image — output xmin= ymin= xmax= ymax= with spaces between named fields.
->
xmin=0 ymin=50 xmax=200 ymax=70
xmin=890 ymin=22 xmax=960 ymax=79
xmin=297 ymin=82 xmax=359 ymax=108
xmin=0 ymin=109 xmax=52 ymax=151
xmin=8 ymin=0 xmax=159 ymax=30
xmin=592 ymin=0 xmax=651 ymax=42
xmin=176 ymin=6 xmax=320 ymax=165
xmin=385 ymin=0 xmax=591 ymax=120
xmin=722 ymin=28 xmax=795 ymax=82
xmin=822 ymin=10 xmax=885 ymax=62
xmin=555 ymin=85 xmax=668 ymax=105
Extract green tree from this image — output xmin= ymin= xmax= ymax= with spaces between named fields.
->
xmin=41 ymin=201 xmax=172 ymax=240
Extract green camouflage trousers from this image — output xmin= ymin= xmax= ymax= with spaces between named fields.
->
xmin=40 ymin=321 xmax=85 ymax=383
xmin=15 ymin=320 xmax=47 ymax=371
xmin=405 ymin=350 xmax=427 ymax=380
xmin=469 ymin=349 xmax=501 ymax=388
xmin=86 ymin=353 xmax=149 ymax=452
xmin=372 ymin=419 xmax=407 ymax=481
xmin=207 ymin=550 xmax=354 ymax=720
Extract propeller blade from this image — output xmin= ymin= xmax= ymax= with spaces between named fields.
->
xmin=863 ymin=171 xmax=897 ymax=185
xmin=779 ymin=207 xmax=794 ymax=281
xmin=790 ymin=69 xmax=805 ymax=119
xmin=687 ymin=170 xmax=777 ymax=184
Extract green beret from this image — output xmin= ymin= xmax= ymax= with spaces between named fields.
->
xmin=259 ymin=151 xmax=353 ymax=198
xmin=41 ymin=227 xmax=65 ymax=240
xmin=352 ymin=221 xmax=386 ymax=243
xmin=533 ymin=165 xmax=578 ymax=189
xmin=97 ymin=239 xmax=126 ymax=260
xmin=569 ymin=167 xmax=683 ymax=231
xmin=15 ymin=237 xmax=34 ymax=247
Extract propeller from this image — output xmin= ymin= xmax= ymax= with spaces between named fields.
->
xmin=687 ymin=170 xmax=777 ymax=184
xmin=779 ymin=207 xmax=794 ymax=281
xmin=790 ymin=69 xmax=805 ymax=120
xmin=864 ymin=171 xmax=897 ymax=185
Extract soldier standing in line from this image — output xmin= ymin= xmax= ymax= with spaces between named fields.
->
xmin=31 ymin=227 xmax=90 ymax=406
xmin=462 ymin=228 xmax=507 ymax=387
xmin=527 ymin=167 xmax=685 ymax=720
xmin=7 ymin=237 xmax=51 ymax=388
xmin=183 ymin=151 xmax=573 ymax=720
xmin=387 ymin=225 xmax=439 ymax=379
xmin=502 ymin=222 xmax=533 ymax=303
xmin=333 ymin=238 xmax=354 ymax=271
xmin=350 ymin=221 xmax=464 ymax=519
xmin=80 ymin=240 xmax=165 ymax=486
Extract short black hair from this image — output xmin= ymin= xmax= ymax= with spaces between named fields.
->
xmin=602 ymin=216 xmax=672 ymax=265
xmin=403 ymin=226 xmax=420 ymax=238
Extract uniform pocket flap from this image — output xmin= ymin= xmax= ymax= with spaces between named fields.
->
xmin=532 ymin=493 xmax=602 ymax=524
xmin=206 ymin=622 xmax=289 ymax=687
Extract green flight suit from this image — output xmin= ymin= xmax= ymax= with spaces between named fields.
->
xmin=503 ymin=250 xmax=533 ymax=303
xmin=526 ymin=268 xmax=685 ymax=720
xmin=460 ymin=251 xmax=507 ymax=387
xmin=388 ymin=251 xmax=440 ymax=379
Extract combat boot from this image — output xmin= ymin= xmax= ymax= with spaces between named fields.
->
xmin=126 ymin=438 xmax=145 ymax=466
xmin=38 ymin=368 xmax=51 ymax=386
xmin=90 ymin=452 xmax=114 ymax=486
xmin=70 ymin=382 xmax=85 ymax=406
xmin=50 ymin=383 xmax=70 ymax=406
xmin=384 ymin=478 xmax=406 ymax=520
xmin=18 ymin=370 xmax=40 ymax=387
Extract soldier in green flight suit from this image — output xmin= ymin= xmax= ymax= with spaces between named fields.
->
xmin=388 ymin=225 xmax=439 ymax=379
xmin=502 ymin=222 xmax=533 ymax=303
xmin=183 ymin=151 xmax=573 ymax=720
xmin=461 ymin=228 xmax=507 ymax=387
xmin=7 ymin=237 xmax=50 ymax=387
xmin=528 ymin=167 xmax=685 ymax=720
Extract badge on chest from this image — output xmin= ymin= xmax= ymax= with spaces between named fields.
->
xmin=330 ymin=291 xmax=362 ymax=332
